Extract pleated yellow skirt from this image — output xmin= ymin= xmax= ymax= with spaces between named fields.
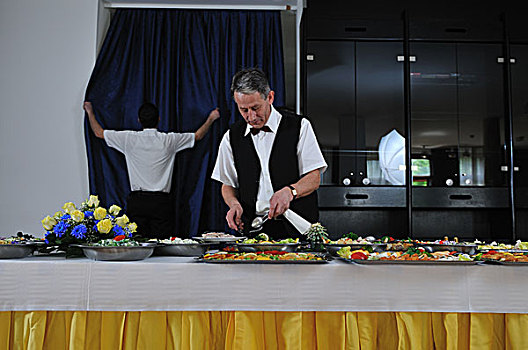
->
xmin=1 ymin=311 xmax=527 ymax=350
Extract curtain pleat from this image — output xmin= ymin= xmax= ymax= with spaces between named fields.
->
xmin=2 ymin=311 xmax=527 ymax=350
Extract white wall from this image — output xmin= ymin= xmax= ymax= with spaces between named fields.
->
xmin=0 ymin=0 xmax=99 ymax=236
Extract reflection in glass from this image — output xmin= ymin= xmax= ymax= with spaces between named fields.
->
xmin=306 ymin=40 xmax=404 ymax=186
xmin=410 ymin=42 xmax=506 ymax=187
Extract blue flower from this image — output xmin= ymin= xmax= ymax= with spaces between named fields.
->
xmin=85 ymin=211 xmax=94 ymax=218
xmin=45 ymin=238 xmax=50 ymax=244
xmin=71 ymin=225 xmax=87 ymax=239
xmin=53 ymin=221 xmax=70 ymax=238
xmin=61 ymin=214 xmax=71 ymax=220
xmin=112 ymin=225 xmax=125 ymax=237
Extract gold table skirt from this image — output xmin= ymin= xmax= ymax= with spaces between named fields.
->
xmin=2 ymin=311 xmax=528 ymax=349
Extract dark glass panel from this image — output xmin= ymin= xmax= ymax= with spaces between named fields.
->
xmin=306 ymin=40 xmax=355 ymax=185
xmin=457 ymin=43 xmax=506 ymax=187
xmin=356 ymin=41 xmax=405 ymax=186
xmin=410 ymin=43 xmax=458 ymax=187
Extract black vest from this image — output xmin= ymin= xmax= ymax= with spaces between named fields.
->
xmin=229 ymin=108 xmax=319 ymax=229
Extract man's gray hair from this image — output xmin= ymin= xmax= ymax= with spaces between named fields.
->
xmin=231 ymin=68 xmax=271 ymax=100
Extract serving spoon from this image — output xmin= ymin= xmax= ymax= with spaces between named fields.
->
xmin=250 ymin=211 xmax=269 ymax=233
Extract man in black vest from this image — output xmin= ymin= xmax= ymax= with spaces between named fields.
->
xmin=212 ymin=68 xmax=327 ymax=238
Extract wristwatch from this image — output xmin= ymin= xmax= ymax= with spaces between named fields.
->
xmin=287 ymin=185 xmax=297 ymax=200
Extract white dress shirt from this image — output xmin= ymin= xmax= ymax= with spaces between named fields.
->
xmin=211 ymin=106 xmax=327 ymax=210
xmin=104 ymin=129 xmax=195 ymax=192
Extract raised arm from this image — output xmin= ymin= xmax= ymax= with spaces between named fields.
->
xmin=195 ymin=108 xmax=220 ymax=141
xmin=83 ymin=101 xmax=104 ymax=139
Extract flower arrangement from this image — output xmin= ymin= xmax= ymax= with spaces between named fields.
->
xmin=41 ymin=195 xmax=137 ymax=250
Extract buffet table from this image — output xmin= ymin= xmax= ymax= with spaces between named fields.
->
xmin=1 ymin=256 xmax=528 ymax=349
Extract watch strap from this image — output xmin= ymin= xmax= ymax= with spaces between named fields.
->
xmin=287 ymin=185 xmax=297 ymax=200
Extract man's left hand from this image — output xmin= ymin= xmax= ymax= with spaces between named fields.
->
xmin=268 ymin=187 xmax=294 ymax=219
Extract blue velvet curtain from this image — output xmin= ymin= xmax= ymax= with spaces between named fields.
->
xmin=84 ymin=9 xmax=285 ymax=237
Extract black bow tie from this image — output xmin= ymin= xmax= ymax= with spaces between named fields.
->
xmin=250 ymin=126 xmax=272 ymax=135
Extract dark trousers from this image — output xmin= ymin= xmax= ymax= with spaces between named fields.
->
xmin=126 ymin=191 xmax=173 ymax=239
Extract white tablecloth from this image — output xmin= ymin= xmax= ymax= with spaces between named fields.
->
xmin=1 ymin=256 xmax=527 ymax=313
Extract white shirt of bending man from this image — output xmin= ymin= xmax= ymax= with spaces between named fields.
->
xmin=211 ymin=105 xmax=327 ymax=213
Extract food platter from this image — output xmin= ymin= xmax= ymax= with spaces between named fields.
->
xmin=339 ymin=258 xmax=482 ymax=265
xmin=73 ymin=243 xmax=156 ymax=261
xmin=196 ymin=251 xmax=329 ymax=264
xmin=323 ymin=243 xmax=387 ymax=256
xmin=154 ymin=243 xmax=211 ymax=256
xmin=0 ymin=243 xmax=36 ymax=259
xmin=195 ymin=257 xmax=328 ymax=264
xmin=234 ymin=243 xmax=300 ymax=253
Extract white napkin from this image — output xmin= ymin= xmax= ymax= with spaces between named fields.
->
xmin=255 ymin=200 xmax=312 ymax=234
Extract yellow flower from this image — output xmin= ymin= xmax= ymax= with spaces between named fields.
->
xmin=109 ymin=205 xmax=121 ymax=216
xmin=97 ymin=219 xmax=113 ymax=234
xmin=94 ymin=207 xmax=107 ymax=220
xmin=71 ymin=210 xmax=84 ymax=222
xmin=53 ymin=211 xmax=63 ymax=219
xmin=87 ymin=195 xmax=100 ymax=208
xmin=62 ymin=202 xmax=76 ymax=214
xmin=115 ymin=215 xmax=129 ymax=228
xmin=127 ymin=222 xmax=137 ymax=233
xmin=41 ymin=216 xmax=57 ymax=231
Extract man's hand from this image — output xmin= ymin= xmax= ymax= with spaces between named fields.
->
xmin=208 ymin=108 xmax=220 ymax=122
xmin=226 ymin=203 xmax=244 ymax=231
xmin=268 ymin=187 xmax=294 ymax=219
xmin=195 ymin=108 xmax=220 ymax=141
xmin=83 ymin=101 xmax=93 ymax=114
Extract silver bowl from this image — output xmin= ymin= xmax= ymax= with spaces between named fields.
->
xmin=75 ymin=243 xmax=156 ymax=261
xmin=155 ymin=243 xmax=211 ymax=256
xmin=235 ymin=243 xmax=299 ymax=252
xmin=416 ymin=243 xmax=477 ymax=255
xmin=0 ymin=244 xmax=35 ymax=259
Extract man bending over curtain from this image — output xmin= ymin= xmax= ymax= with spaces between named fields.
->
xmin=84 ymin=101 xmax=220 ymax=239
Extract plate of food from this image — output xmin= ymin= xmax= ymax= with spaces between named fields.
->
xmin=234 ymin=233 xmax=300 ymax=252
xmin=337 ymin=247 xmax=480 ymax=265
xmin=192 ymin=232 xmax=246 ymax=243
xmin=0 ymin=237 xmax=37 ymax=259
xmin=196 ymin=251 xmax=329 ymax=264
xmin=154 ymin=237 xmax=212 ymax=256
xmin=73 ymin=238 xmax=156 ymax=261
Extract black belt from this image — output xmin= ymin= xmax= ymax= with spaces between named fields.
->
xmin=130 ymin=190 xmax=169 ymax=196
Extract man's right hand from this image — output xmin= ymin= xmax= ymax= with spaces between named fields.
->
xmin=226 ymin=203 xmax=244 ymax=231
xmin=208 ymin=108 xmax=220 ymax=123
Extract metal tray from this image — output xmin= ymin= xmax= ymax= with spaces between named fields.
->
xmin=155 ymin=243 xmax=211 ymax=256
xmin=235 ymin=243 xmax=300 ymax=253
xmin=481 ymin=259 xmax=528 ymax=265
xmin=416 ymin=243 xmax=477 ymax=254
xmin=192 ymin=236 xmax=246 ymax=243
xmin=0 ymin=244 xmax=35 ymax=259
xmin=195 ymin=256 xmax=328 ymax=264
xmin=479 ymin=249 xmax=528 ymax=253
xmin=340 ymin=258 xmax=481 ymax=265
xmin=73 ymin=243 xmax=156 ymax=261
